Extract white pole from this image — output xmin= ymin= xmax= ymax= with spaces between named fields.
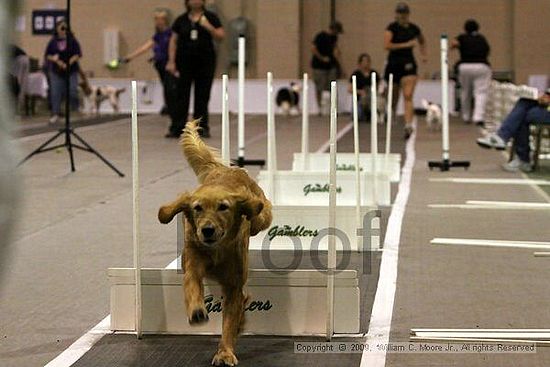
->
xmin=238 ymin=37 xmax=246 ymax=163
xmin=441 ymin=35 xmax=450 ymax=161
xmin=326 ymin=81 xmax=337 ymax=341
xmin=267 ymin=72 xmax=276 ymax=199
xmin=301 ymin=73 xmax=310 ymax=169
xmin=352 ymin=75 xmax=362 ymax=251
xmin=370 ymin=72 xmax=378 ymax=205
xmin=221 ymin=74 xmax=230 ymax=165
xmin=131 ymin=81 xmax=142 ymax=339
xmin=385 ymin=73 xmax=394 ymax=158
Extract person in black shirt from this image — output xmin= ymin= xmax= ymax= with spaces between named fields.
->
xmin=384 ymin=2 xmax=426 ymax=139
xmin=348 ymin=53 xmax=379 ymax=122
xmin=166 ymin=0 xmax=224 ymax=138
xmin=451 ymin=19 xmax=491 ymax=126
xmin=311 ymin=21 xmax=343 ymax=114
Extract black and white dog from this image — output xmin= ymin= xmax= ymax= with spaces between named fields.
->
xmin=276 ymin=82 xmax=301 ymax=116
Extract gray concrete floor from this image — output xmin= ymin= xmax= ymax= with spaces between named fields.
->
xmin=386 ymin=119 xmax=550 ymax=366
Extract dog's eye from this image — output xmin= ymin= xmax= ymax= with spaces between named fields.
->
xmin=193 ymin=204 xmax=203 ymax=212
xmin=218 ymin=203 xmax=229 ymax=211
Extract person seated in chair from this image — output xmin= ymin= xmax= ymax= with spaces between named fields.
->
xmin=348 ymin=53 xmax=380 ymax=122
xmin=477 ymin=89 xmax=550 ymax=172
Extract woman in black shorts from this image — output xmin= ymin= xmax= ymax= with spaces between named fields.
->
xmin=384 ymin=2 xmax=427 ymax=139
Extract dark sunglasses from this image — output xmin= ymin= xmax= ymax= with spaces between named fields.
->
xmin=59 ymin=26 xmax=67 ymax=31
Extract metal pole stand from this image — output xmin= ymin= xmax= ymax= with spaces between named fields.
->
xmin=428 ymin=35 xmax=470 ymax=172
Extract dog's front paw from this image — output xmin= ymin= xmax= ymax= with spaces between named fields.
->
xmin=211 ymin=349 xmax=238 ymax=366
xmin=189 ymin=307 xmax=209 ymax=325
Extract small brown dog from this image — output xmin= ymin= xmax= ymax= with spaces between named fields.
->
xmin=158 ymin=120 xmax=272 ymax=366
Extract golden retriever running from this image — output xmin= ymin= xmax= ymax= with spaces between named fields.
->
xmin=158 ymin=120 xmax=272 ymax=366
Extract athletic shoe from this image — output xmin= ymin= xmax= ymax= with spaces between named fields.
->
xmin=404 ymin=125 xmax=414 ymax=140
xmin=475 ymin=121 xmax=485 ymax=127
xmin=476 ymin=134 xmax=506 ymax=150
xmin=49 ymin=114 xmax=59 ymax=125
xmin=501 ymin=158 xmax=532 ymax=173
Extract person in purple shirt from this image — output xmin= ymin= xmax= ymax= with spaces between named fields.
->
xmin=124 ymin=8 xmax=173 ymax=115
xmin=44 ymin=20 xmax=82 ymax=124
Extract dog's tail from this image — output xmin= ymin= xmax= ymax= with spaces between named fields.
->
xmin=181 ymin=120 xmax=224 ymax=182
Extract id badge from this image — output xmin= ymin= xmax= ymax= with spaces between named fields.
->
xmin=190 ymin=29 xmax=198 ymax=41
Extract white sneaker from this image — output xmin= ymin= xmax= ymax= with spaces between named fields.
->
xmin=49 ymin=115 xmax=59 ymax=125
xmin=477 ymin=134 xmax=506 ymax=150
xmin=501 ymin=158 xmax=532 ymax=173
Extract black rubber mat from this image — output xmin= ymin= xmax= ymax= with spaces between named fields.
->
xmin=71 ymin=334 xmax=364 ymax=367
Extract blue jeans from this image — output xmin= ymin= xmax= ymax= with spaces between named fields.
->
xmin=497 ymin=98 xmax=550 ymax=162
xmin=49 ymin=71 xmax=79 ymax=115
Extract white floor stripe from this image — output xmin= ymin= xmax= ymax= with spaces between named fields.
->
xmin=466 ymin=200 xmax=550 ymax=208
xmin=431 ymin=238 xmax=550 ymax=250
xmin=428 ymin=201 xmax=550 ymax=210
xmin=534 ymin=252 xmax=550 ymax=257
xmin=429 ymin=177 xmax=550 ymax=185
xmin=360 ymin=127 xmax=416 ymax=367
xmin=315 ymin=121 xmax=353 ymax=153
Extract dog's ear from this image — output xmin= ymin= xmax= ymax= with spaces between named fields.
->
xmin=236 ymin=195 xmax=264 ymax=220
xmin=158 ymin=192 xmax=191 ymax=224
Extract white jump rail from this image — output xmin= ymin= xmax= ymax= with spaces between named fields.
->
xmin=292 ymin=73 xmax=401 ymax=182
xmin=108 ymin=76 xmax=360 ymax=336
xmin=253 ymin=75 xmax=382 ymax=251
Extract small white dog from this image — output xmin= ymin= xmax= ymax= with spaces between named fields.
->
xmin=276 ymin=82 xmax=301 ymax=116
xmin=81 ymin=84 xmax=126 ymax=114
xmin=422 ymin=99 xmax=442 ymax=130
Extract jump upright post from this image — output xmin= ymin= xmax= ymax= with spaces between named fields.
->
xmin=131 ymin=81 xmax=142 ymax=339
xmin=326 ymin=80 xmax=338 ymax=340
xmin=428 ymin=35 xmax=470 ymax=171
xmin=301 ymin=73 xmax=310 ymax=170
xmin=235 ymin=36 xmax=265 ymax=168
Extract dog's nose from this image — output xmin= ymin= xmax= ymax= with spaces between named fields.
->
xmin=201 ymin=226 xmax=215 ymax=239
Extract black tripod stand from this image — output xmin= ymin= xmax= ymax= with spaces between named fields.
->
xmin=18 ymin=0 xmax=124 ymax=177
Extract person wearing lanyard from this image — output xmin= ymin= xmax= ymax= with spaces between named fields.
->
xmin=451 ymin=19 xmax=491 ymax=127
xmin=384 ymin=2 xmax=427 ymax=139
xmin=166 ymin=0 xmax=224 ymax=139
xmin=123 ymin=8 xmax=173 ymax=116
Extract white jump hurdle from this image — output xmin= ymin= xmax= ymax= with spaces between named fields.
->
xmin=293 ymin=73 xmax=401 ymax=182
xmin=252 ymin=75 xmax=382 ymax=251
xmin=109 ymin=268 xmax=360 ymax=335
xmin=258 ymin=73 xmax=390 ymax=207
xmin=108 ymin=76 xmax=361 ymax=337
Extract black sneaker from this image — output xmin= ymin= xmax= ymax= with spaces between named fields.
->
xmin=475 ymin=121 xmax=485 ymax=127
